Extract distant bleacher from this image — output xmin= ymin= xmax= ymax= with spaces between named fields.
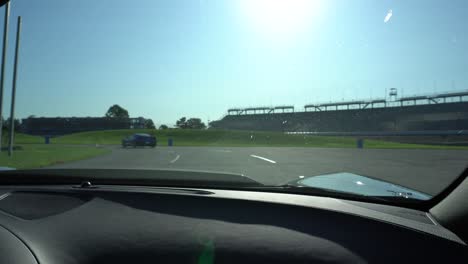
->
xmin=211 ymin=95 xmax=468 ymax=133
xmin=20 ymin=117 xmax=148 ymax=136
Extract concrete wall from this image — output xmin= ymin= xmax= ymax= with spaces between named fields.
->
xmin=20 ymin=117 xmax=145 ymax=135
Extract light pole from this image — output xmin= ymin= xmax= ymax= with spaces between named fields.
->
xmin=0 ymin=2 xmax=10 ymax=151
xmin=8 ymin=16 xmax=20 ymax=156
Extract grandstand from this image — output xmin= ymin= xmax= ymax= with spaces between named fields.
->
xmin=210 ymin=90 xmax=468 ymax=134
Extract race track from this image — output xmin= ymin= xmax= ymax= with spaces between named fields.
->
xmin=52 ymin=146 xmax=468 ymax=195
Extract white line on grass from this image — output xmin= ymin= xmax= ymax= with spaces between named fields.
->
xmin=250 ymin=155 xmax=276 ymax=164
xmin=170 ymin=155 xmax=180 ymax=163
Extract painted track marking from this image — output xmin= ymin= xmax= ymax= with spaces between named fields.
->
xmin=250 ymin=155 xmax=276 ymax=164
xmin=170 ymin=155 xmax=180 ymax=163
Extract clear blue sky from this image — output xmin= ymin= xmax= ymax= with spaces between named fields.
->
xmin=1 ymin=0 xmax=467 ymax=126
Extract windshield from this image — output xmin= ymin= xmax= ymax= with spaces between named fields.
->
xmin=0 ymin=0 xmax=467 ymax=204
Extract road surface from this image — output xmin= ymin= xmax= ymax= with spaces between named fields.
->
xmin=52 ymin=146 xmax=468 ymax=195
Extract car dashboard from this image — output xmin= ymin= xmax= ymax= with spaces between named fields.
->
xmin=0 ymin=184 xmax=466 ymax=264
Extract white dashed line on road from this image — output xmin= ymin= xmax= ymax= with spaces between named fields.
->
xmin=250 ymin=155 xmax=276 ymax=164
xmin=170 ymin=155 xmax=180 ymax=163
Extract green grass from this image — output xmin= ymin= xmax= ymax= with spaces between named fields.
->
xmin=52 ymin=129 xmax=158 ymax=145
xmin=51 ymin=129 xmax=358 ymax=147
xmin=2 ymin=132 xmax=44 ymax=145
xmin=0 ymin=144 xmax=110 ymax=169
xmin=363 ymin=139 xmax=468 ymax=149
xmin=48 ymin=129 xmax=468 ymax=149
xmin=2 ymin=130 xmax=463 ymax=169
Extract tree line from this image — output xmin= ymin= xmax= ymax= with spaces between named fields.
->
xmin=9 ymin=105 xmax=207 ymax=131
xmin=175 ymin=117 xmax=206 ymax=129
xmin=105 ymin=104 xmax=156 ymax=129
xmin=105 ymin=105 xmax=206 ymax=130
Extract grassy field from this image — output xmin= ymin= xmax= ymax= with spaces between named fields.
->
xmin=45 ymin=129 xmax=468 ymax=149
xmin=2 ymin=132 xmax=44 ymax=145
xmin=2 ymin=130 xmax=463 ymax=169
xmin=0 ymin=145 xmax=110 ymax=169
xmin=52 ymin=129 xmax=357 ymax=147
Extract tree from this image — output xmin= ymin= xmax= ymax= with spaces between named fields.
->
xmin=105 ymin=105 xmax=129 ymax=118
xmin=186 ymin=118 xmax=206 ymax=129
xmin=2 ymin=118 xmax=21 ymax=145
xmin=144 ymin=119 xmax=156 ymax=129
xmin=159 ymin=124 xmax=169 ymax=130
xmin=176 ymin=117 xmax=206 ymax=129
xmin=176 ymin=117 xmax=187 ymax=129
xmin=2 ymin=118 xmax=20 ymax=131
xmin=208 ymin=120 xmax=220 ymax=129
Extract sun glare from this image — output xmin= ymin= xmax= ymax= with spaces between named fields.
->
xmin=239 ymin=0 xmax=322 ymax=38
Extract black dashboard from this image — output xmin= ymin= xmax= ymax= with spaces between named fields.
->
xmin=0 ymin=185 xmax=466 ymax=263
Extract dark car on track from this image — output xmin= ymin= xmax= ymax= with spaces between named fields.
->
xmin=122 ymin=133 xmax=156 ymax=148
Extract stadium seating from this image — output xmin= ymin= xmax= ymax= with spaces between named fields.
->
xmin=212 ymin=102 xmax=468 ymax=132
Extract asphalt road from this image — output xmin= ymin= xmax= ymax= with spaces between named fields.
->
xmin=51 ymin=146 xmax=468 ymax=195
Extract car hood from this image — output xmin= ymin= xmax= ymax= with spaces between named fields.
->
xmin=291 ymin=172 xmax=431 ymax=200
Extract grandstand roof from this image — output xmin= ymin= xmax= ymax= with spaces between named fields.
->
xmin=317 ymin=100 xmax=367 ymax=107
xmin=305 ymin=100 xmax=382 ymax=108
xmin=398 ymin=96 xmax=428 ymax=101
xmin=432 ymin=91 xmax=468 ymax=98
xmin=244 ymin=107 xmax=272 ymax=111
xmin=229 ymin=89 xmax=468 ymax=115
xmin=273 ymin=105 xmax=294 ymax=109
xmin=369 ymin=99 xmax=386 ymax=104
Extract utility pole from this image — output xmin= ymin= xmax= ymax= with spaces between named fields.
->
xmin=0 ymin=2 xmax=10 ymax=152
xmin=8 ymin=16 xmax=20 ymax=156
